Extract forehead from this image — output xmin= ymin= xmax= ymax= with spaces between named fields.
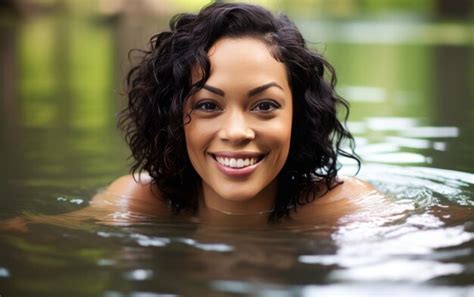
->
xmin=193 ymin=37 xmax=289 ymax=88
xmin=208 ymin=36 xmax=276 ymax=65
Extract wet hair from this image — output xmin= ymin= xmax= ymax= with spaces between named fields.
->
xmin=119 ymin=2 xmax=360 ymax=220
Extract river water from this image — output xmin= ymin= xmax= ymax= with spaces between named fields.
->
xmin=0 ymin=7 xmax=473 ymax=297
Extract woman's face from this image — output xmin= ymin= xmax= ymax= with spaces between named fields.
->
xmin=183 ymin=37 xmax=293 ymax=213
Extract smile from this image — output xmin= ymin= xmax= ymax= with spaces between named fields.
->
xmin=210 ymin=153 xmax=264 ymax=168
xmin=209 ymin=152 xmax=265 ymax=176
xmin=215 ymin=156 xmax=258 ymax=168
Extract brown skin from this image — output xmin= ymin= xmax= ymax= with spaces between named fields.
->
xmin=92 ymin=173 xmax=377 ymax=228
xmin=184 ymin=37 xmax=293 ymax=215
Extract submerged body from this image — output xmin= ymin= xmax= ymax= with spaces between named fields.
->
xmin=89 ymin=173 xmax=378 ymax=228
xmin=1 ymin=173 xmax=378 ymax=232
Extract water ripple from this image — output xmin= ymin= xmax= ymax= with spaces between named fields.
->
xmin=354 ymin=164 xmax=474 ymax=207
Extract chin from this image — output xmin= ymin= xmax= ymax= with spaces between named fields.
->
xmin=216 ymin=188 xmax=259 ymax=202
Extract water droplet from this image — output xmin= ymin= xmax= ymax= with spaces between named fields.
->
xmin=0 ymin=267 xmax=10 ymax=278
xmin=124 ymin=269 xmax=154 ymax=281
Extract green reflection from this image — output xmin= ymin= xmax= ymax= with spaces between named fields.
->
xmin=19 ymin=17 xmax=58 ymax=128
xmin=326 ymin=43 xmax=433 ymax=120
xmin=12 ymin=10 xmax=128 ymax=197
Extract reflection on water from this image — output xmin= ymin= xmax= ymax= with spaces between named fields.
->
xmin=345 ymin=115 xmax=469 ymax=168
xmin=0 ymin=165 xmax=473 ymax=296
xmin=0 ymin=2 xmax=473 ymax=297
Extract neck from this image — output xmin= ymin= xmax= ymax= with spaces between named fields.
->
xmin=203 ymin=203 xmax=274 ymax=216
xmin=198 ymin=179 xmax=277 ymax=217
xmin=197 ymin=202 xmax=272 ymax=228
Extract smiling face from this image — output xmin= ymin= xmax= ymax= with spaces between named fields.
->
xmin=183 ymin=37 xmax=293 ymax=214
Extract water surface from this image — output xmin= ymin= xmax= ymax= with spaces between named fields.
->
xmin=0 ymin=5 xmax=473 ymax=297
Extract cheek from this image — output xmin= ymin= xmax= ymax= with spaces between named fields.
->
xmin=183 ymin=118 xmax=215 ymax=162
xmin=261 ymin=114 xmax=292 ymax=159
xmin=183 ymin=122 xmax=204 ymax=178
xmin=276 ymin=125 xmax=292 ymax=157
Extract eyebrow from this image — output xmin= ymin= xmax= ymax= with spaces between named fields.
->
xmin=202 ymin=82 xmax=284 ymax=97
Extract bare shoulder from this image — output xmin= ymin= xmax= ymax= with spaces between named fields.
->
xmin=322 ymin=176 xmax=377 ymax=202
xmin=291 ymin=176 xmax=382 ymax=224
xmin=104 ymin=173 xmax=155 ymax=200
xmin=90 ymin=173 xmax=170 ymax=216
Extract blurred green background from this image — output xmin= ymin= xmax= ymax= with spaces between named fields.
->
xmin=0 ymin=0 xmax=472 ymax=215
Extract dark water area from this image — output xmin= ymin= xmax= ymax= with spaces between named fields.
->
xmin=0 ymin=4 xmax=473 ymax=297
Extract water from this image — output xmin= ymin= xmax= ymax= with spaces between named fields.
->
xmin=1 ymin=4 xmax=473 ymax=297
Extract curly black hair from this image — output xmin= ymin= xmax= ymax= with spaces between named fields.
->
xmin=119 ymin=2 xmax=360 ymax=220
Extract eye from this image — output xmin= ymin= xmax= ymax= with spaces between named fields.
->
xmin=252 ymin=100 xmax=281 ymax=113
xmin=194 ymin=100 xmax=221 ymax=112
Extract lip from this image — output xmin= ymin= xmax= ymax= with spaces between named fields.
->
xmin=210 ymin=151 xmax=265 ymax=159
xmin=208 ymin=152 xmax=266 ymax=178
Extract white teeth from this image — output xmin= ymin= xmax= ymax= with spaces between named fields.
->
xmin=214 ymin=155 xmax=261 ymax=168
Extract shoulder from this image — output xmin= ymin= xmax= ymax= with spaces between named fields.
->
xmin=323 ymin=176 xmax=377 ymax=202
xmin=91 ymin=173 xmax=171 ymax=216
xmin=106 ymin=173 xmax=155 ymax=199
xmin=305 ymin=176 xmax=377 ymax=206
xmin=290 ymin=176 xmax=381 ymax=223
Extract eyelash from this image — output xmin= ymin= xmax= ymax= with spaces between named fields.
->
xmin=193 ymin=100 xmax=280 ymax=113
xmin=251 ymin=100 xmax=281 ymax=113
xmin=194 ymin=100 xmax=221 ymax=112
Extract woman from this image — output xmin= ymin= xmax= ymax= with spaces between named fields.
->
xmin=3 ymin=2 xmax=377 ymax=231
xmin=101 ymin=2 xmax=376 ymax=224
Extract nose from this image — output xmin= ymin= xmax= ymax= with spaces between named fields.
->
xmin=218 ymin=109 xmax=255 ymax=144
